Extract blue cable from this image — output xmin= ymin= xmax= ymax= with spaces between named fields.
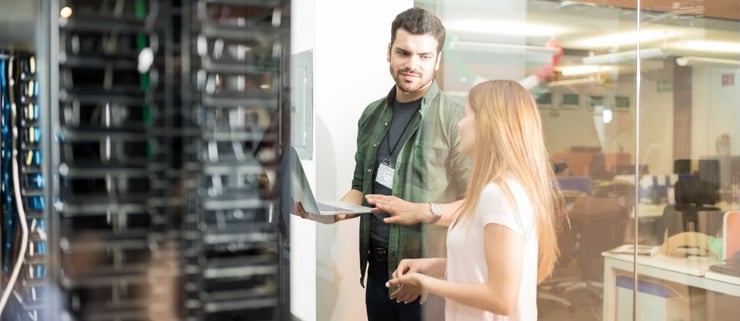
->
xmin=36 ymin=218 xmax=47 ymax=258
xmin=27 ymin=173 xmax=44 ymax=189
xmin=1 ymin=58 xmax=14 ymax=273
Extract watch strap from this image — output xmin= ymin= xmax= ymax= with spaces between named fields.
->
xmin=428 ymin=202 xmax=442 ymax=224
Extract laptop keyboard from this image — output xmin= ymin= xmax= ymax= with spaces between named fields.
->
xmin=318 ymin=203 xmax=352 ymax=212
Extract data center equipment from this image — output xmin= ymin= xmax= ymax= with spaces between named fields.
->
xmin=0 ymin=0 xmax=292 ymax=320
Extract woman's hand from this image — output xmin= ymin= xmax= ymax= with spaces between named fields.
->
xmin=385 ymin=258 xmax=437 ymax=304
xmin=393 ymin=258 xmax=421 ymax=277
xmin=387 ymin=272 xmax=427 ymax=304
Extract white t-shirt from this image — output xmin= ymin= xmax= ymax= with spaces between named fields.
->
xmin=445 ymin=180 xmax=538 ymax=321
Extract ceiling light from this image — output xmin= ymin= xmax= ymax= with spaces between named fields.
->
xmin=60 ymin=6 xmax=73 ymax=18
xmin=449 ymin=41 xmax=559 ymax=56
xmin=582 ymin=48 xmax=664 ymax=64
xmin=558 ymin=65 xmax=617 ymax=76
xmin=574 ymin=30 xmax=677 ymax=48
xmin=559 ymin=1 xmax=597 ymax=8
xmin=670 ymin=40 xmax=740 ymax=54
xmin=547 ymin=76 xmax=603 ymax=88
xmin=602 ymin=109 xmax=613 ymax=124
xmin=675 ymin=56 xmax=740 ymax=67
xmin=446 ymin=20 xmax=564 ymax=37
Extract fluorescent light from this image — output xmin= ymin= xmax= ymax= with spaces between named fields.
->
xmin=449 ymin=41 xmax=559 ymax=56
xmin=547 ymin=76 xmax=603 ymax=87
xmin=574 ymin=30 xmax=677 ymax=48
xmin=675 ymin=56 xmax=740 ymax=67
xmin=582 ymin=48 xmax=664 ymax=64
xmin=670 ymin=40 xmax=740 ymax=54
xmin=558 ymin=65 xmax=617 ymax=76
xmin=446 ymin=20 xmax=564 ymax=37
xmin=602 ymin=109 xmax=613 ymax=124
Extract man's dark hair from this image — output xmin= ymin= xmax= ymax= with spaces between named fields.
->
xmin=391 ymin=7 xmax=446 ymax=53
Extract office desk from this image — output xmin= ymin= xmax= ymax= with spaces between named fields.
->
xmin=633 ymin=203 xmax=665 ymax=218
xmin=602 ymin=252 xmax=740 ymax=321
xmin=624 ymin=203 xmax=666 ymax=244
xmin=632 ymin=202 xmax=740 ymax=218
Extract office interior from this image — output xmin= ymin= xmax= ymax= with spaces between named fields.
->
xmin=293 ymin=0 xmax=740 ymax=321
xmin=0 ymin=0 xmax=738 ymax=321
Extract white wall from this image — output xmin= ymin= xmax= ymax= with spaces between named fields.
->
xmin=290 ymin=1 xmax=412 ymax=321
xmin=691 ymin=67 xmax=740 ymax=158
xmin=638 ymin=65 xmax=675 ymax=175
xmin=540 ymin=62 xmax=740 ymax=177
xmin=539 ymin=64 xmax=679 ymax=176
xmin=289 ymin=0 xmax=316 ymax=320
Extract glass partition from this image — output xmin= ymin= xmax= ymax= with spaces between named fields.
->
xmin=419 ymin=0 xmax=740 ymax=320
xmin=633 ymin=1 xmax=740 ymax=321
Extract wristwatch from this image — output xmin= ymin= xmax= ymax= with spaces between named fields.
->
xmin=428 ymin=202 xmax=442 ymax=224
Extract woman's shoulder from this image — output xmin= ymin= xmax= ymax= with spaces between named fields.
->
xmin=481 ymin=181 xmax=504 ymax=196
xmin=482 ymin=178 xmax=524 ymax=195
xmin=480 ymin=179 xmax=529 ymax=210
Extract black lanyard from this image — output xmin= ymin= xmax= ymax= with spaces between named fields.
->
xmin=383 ymin=107 xmax=419 ymax=161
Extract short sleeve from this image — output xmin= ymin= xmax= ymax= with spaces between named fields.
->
xmin=476 ymin=183 xmax=525 ymax=236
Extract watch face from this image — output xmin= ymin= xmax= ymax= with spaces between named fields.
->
xmin=431 ymin=203 xmax=442 ymax=215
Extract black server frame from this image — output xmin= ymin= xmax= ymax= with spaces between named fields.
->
xmin=0 ymin=0 xmax=292 ymax=320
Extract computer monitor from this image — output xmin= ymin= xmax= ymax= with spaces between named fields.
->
xmin=674 ymin=158 xmax=723 ymax=189
xmin=699 ymin=159 xmax=720 ymax=190
xmin=660 ymin=179 xmax=724 ymax=240
xmin=556 ymin=176 xmax=591 ymax=193
xmin=674 ymin=159 xmax=692 ymax=175
xmin=723 ymin=155 xmax=740 ymax=186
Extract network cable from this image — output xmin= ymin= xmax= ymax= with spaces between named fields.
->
xmin=0 ymin=55 xmax=30 ymax=316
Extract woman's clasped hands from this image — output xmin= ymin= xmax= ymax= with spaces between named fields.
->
xmin=385 ymin=257 xmax=446 ymax=304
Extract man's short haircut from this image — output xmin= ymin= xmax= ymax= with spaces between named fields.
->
xmin=391 ymin=7 xmax=446 ymax=53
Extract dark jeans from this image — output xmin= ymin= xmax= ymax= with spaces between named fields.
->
xmin=365 ymin=257 xmax=422 ymax=321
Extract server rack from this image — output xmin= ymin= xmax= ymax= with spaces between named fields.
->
xmin=55 ymin=0 xmax=175 ymax=319
xmin=1 ymin=2 xmax=50 ymax=320
xmin=180 ymin=0 xmax=290 ymax=320
xmin=0 ymin=0 xmax=291 ymax=320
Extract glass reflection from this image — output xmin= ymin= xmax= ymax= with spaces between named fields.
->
xmin=419 ymin=0 xmax=740 ymax=320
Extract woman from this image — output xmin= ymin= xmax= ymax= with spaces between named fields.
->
xmin=385 ymin=80 xmax=563 ymax=321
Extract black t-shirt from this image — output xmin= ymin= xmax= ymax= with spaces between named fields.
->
xmin=369 ymin=97 xmax=421 ymax=248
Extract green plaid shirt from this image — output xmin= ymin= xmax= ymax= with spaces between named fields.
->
xmin=352 ymin=82 xmax=470 ymax=286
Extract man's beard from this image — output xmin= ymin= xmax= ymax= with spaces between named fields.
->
xmin=395 ymin=72 xmax=430 ymax=94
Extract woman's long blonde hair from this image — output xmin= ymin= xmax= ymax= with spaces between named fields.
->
xmin=455 ymin=80 xmax=563 ymax=283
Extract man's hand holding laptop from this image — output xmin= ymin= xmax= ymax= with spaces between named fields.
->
xmin=290 ymin=189 xmax=364 ymax=224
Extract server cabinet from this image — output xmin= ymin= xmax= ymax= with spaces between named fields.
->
xmin=0 ymin=1 xmax=291 ymax=320
xmin=180 ymin=1 xmax=291 ymax=320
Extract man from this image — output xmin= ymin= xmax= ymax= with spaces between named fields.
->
xmin=342 ymin=7 xmax=470 ymax=321
xmin=296 ymin=7 xmax=469 ymax=321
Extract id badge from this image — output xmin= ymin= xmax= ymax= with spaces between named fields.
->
xmin=376 ymin=162 xmax=395 ymax=189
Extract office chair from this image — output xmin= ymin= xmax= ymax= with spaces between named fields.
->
xmin=672 ymin=179 xmax=721 ymax=233
xmin=564 ymin=180 xmax=635 ymax=297
xmin=537 ymin=190 xmax=585 ymax=312
xmin=657 ymin=179 xmax=723 ymax=256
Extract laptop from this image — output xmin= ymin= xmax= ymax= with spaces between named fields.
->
xmin=288 ymin=146 xmax=374 ymax=215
